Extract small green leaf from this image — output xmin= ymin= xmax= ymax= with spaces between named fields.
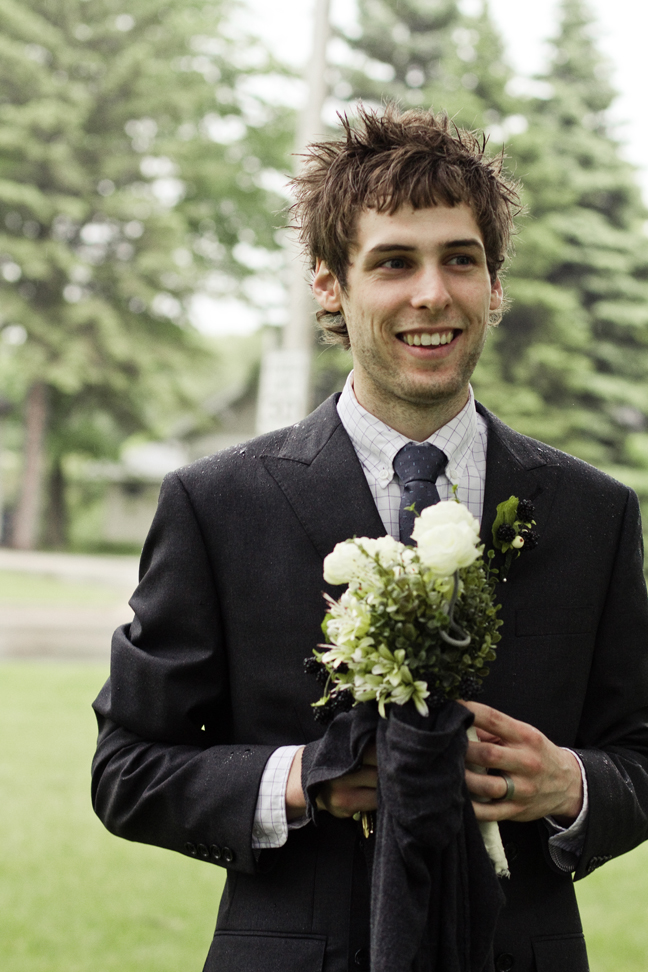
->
xmin=491 ymin=495 xmax=520 ymax=550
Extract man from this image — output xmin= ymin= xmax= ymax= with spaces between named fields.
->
xmin=92 ymin=106 xmax=648 ymax=972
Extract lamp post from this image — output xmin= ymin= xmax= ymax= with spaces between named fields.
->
xmin=255 ymin=0 xmax=330 ymax=434
xmin=0 ymin=395 xmax=13 ymax=545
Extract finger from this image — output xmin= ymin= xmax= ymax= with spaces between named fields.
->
xmin=316 ymin=783 xmax=378 ymax=817
xmin=334 ymin=766 xmax=378 ymax=790
xmin=471 ymin=799 xmax=520 ymax=822
xmin=351 ymin=766 xmax=378 ymax=787
xmin=475 ymin=729 xmax=502 ymax=744
xmin=464 ymin=701 xmax=526 ymax=744
xmin=465 ymin=739 xmax=511 ymax=772
xmin=465 ymin=768 xmax=512 ymax=802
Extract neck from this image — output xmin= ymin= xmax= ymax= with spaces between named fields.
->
xmin=352 ymin=379 xmax=469 ymax=441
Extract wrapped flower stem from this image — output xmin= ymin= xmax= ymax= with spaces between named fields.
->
xmin=466 ymin=725 xmax=510 ymax=878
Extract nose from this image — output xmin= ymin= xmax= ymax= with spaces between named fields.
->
xmin=410 ymin=266 xmax=451 ymax=312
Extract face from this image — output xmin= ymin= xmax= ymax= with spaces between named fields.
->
xmin=313 ymin=203 xmax=502 ymax=435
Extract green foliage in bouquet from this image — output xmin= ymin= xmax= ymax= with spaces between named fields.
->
xmin=307 ymin=503 xmax=503 ymax=723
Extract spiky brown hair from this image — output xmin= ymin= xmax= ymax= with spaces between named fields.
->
xmin=289 ymin=103 xmax=521 ymax=346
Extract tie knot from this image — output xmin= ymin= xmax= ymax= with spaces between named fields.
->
xmin=393 ymin=442 xmax=447 ymax=486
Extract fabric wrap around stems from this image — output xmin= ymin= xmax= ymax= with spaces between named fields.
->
xmin=302 ymin=701 xmax=504 ymax=972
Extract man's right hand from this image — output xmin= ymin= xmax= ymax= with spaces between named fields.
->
xmin=285 ymin=741 xmax=378 ymax=821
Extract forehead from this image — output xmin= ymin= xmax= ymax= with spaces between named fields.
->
xmin=350 ymin=203 xmax=484 ymax=256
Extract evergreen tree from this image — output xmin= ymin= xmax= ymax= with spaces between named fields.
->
xmin=332 ymin=0 xmax=518 ymax=135
xmin=314 ymin=0 xmax=524 ymax=404
xmin=329 ymin=0 xmax=648 ymax=529
xmin=0 ymin=0 xmax=292 ymax=547
xmin=472 ymin=0 xmax=648 ymax=513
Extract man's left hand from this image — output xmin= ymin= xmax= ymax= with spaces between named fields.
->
xmin=461 ymin=701 xmax=584 ymax=824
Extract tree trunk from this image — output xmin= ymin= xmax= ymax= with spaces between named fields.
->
xmin=11 ymin=381 xmax=49 ymax=550
xmin=43 ymin=456 xmax=68 ymax=550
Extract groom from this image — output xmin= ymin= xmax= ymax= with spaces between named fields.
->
xmin=92 ymin=106 xmax=648 ymax=972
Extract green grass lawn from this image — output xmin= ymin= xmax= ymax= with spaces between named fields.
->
xmin=0 ymin=663 xmax=224 ymax=972
xmin=0 ymin=662 xmax=646 ymax=971
xmin=0 ymin=570 xmax=128 ymax=606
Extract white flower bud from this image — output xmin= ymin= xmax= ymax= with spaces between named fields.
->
xmin=411 ymin=500 xmax=480 ymax=543
xmin=323 ymin=541 xmax=366 ymax=585
xmin=415 ymin=521 xmax=481 ymax=576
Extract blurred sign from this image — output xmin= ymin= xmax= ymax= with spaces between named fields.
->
xmin=255 ymin=348 xmax=311 ymax=434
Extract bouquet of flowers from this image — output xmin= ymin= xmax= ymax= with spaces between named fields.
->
xmin=306 ymin=500 xmax=509 ymax=876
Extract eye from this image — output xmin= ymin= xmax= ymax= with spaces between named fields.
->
xmin=380 ymin=257 xmax=409 ymax=270
xmin=447 ymin=253 xmax=475 ymax=267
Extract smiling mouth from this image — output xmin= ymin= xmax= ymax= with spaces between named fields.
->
xmin=398 ymin=329 xmax=459 ymax=347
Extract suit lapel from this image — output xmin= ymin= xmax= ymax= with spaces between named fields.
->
xmin=478 ymin=403 xmax=563 ymax=553
xmin=260 ymin=396 xmax=563 ymax=573
xmin=260 ymin=396 xmax=386 ymax=561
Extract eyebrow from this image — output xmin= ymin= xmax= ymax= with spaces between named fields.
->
xmin=366 ymin=237 xmax=484 ymax=254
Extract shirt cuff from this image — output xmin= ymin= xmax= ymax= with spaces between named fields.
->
xmin=545 ymin=750 xmax=589 ymax=872
xmin=251 ymin=745 xmax=308 ymax=850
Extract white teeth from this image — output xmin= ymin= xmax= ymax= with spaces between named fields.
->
xmin=402 ymin=330 xmax=454 ymax=346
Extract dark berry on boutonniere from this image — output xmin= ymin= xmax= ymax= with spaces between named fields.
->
xmin=517 ymin=499 xmax=535 ymax=522
xmin=520 ymin=529 xmax=539 ymax=550
xmin=496 ymin=523 xmax=516 ymax=544
xmin=490 ymin=495 xmax=540 ymax=581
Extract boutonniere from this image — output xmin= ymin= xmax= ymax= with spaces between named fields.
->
xmin=490 ymin=496 xmax=539 ymax=581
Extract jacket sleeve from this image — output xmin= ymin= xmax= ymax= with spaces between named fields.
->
xmin=572 ymin=488 xmax=648 ymax=880
xmin=91 ymin=471 xmax=276 ymax=875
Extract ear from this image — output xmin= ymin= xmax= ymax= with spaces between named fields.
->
xmin=312 ymin=259 xmax=343 ymax=313
xmin=489 ymin=277 xmax=503 ymax=312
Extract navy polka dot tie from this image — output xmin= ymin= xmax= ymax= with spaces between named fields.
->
xmin=393 ymin=443 xmax=448 ymax=545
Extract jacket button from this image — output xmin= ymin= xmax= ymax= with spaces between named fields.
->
xmin=211 ymin=844 xmax=222 ymax=861
xmin=198 ymin=843 xmax=210 ymax=860
xmin=354 ymin=947 xmax=370 ymax=969
xmin=504 ymin=841 xmax=519 ymax=862
xmin=184 ymin=842 xmax=197 ymax=857
xmin=495 ymin=954 xmax=515 ymax=972
xmin=222 ymin=846 xmax=235 ymax=864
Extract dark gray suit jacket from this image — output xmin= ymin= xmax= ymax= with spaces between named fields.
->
xmin=92 ymin=395 xmax=648 ymax=972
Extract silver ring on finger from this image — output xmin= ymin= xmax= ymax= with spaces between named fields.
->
xmin=492 ymin=772 xmax=515 ymax=802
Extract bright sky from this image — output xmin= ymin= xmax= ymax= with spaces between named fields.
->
xmin=242 ymin=0 xmax=648 ymax=197
xmin=196 ymin=0 xmax=648 ymax=336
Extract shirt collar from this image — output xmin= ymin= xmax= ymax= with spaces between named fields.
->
xmin=337 ymin=371 xmax=478 ymax=488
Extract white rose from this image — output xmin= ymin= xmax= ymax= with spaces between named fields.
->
xmin=411 ymin=500 xmax=480 ymax=544
xmin=415 ymin=521 xmax=480 ymax=576
xmin=323 ymin=541 xmax=367 ymax=585
xmin=356 ymin=535 xmax=404 ymax=566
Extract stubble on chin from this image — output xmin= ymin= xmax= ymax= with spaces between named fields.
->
xmin=355 ymin=339 xmax=483 ymax=414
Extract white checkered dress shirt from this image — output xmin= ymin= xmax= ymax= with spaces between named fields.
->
xmin=336 ymin=371 xmax=487 ymax=536
xmin=251 ymin=374 xmax=587 ymax=869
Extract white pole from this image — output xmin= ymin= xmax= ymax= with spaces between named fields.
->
xmin=256 ymin=0 xmax=330 ymax=435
